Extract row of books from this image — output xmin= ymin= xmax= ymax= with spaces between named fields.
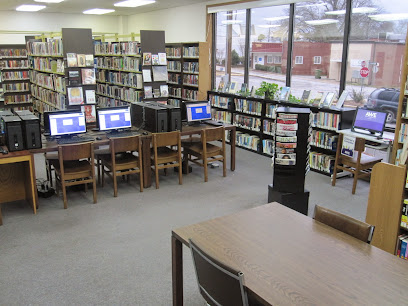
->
xmin=183 ymin=62 xmax=199 ymax=73
xmin=183 ymin=46 xmax=199 ymax=58
xmin=33 ymin=99 xmax=57 ymax=113
xmin=31 ymin=71 xmax=66 ymax=93
xmin=94 ymin=41 xmax=141 ymax=56
xmin=2 ymin=71 xmax=29 ymax=81
xmin=209 ymin=94 xmax=230 ymax=109
xmin=211 ymin=110 xmax=231 ymax=123
xmin=31 ymin=86 xmax=65 ymax=108
xmin=96 ymin=71 xmax=142 ymax=89
xmin=234 ymin=98 xmax=262 ymax=116
xmin=263 ymin=139 xmax=274 ymax=155
xmin=165 ymin=47 xmax=181 ymax=58
xmin=169 ymin=87 xmax=181 ymax=98
xmin=310 ymin=130 xmax=338 ymax=151
xmin=311 ymin=112 xmax=340 ymax=131
xmin=168 ymin=73 xmax=181 ymax=84
xmin=27 ymin=39 xmax=63 ymax=57
xmin=236 ymin=132 xmax=260 ymax=151
xmin=168 ymin=98 xmax=181 ymax=107
xmin=263 ymin=119 xmax=275 ymax=135
xmin=0 ymin=49 xmax=27 ymax=58
xmin=401 ymin=199 xmax=408 ymax=229
xmin=183 ymin=74 xmax=198 ymax=86
xmin=96 ymin=56 xmax=141 ymax=72
xmin=309 ymin=151 xmax=335 ymax=174
xmin=96 ymin=83 xmax=142 ymax=102
xmin=398 ymin=123 xmax=408 ymax=143
xmin=0 ymin=60 xmax=29 ymax=69
xmin=266 ymin=103 xmax=277 ymax=119
xmin=144 ymin=85 xmax=168 ymax=99
xmin=182 ymin=88 xmax=198 ymax=101
xmin=31 ymin=57 xmax=64 ymax=74
xmin=97 ymin=96 xmax=128 ymax=108
xmin=275 ymin=114 xmax=299 ymax=166
xmin=3 ymin=83 xmax=29 ymax=92
xmin=397 ymin=232 xmax=408 ymax=259
xmin=4 ymin=94 xmax=31 ymax=105
xmin=234 ymin=114 xmax=261 ymax=132
xmin=168 ymin=61 xmax=181 ymax=71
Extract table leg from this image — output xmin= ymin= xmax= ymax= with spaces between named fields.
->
xmin=142 ymin=137 xmax=152 ymax=188
xmin=230 ymin=128 xmax=236 ymax=171
xmin=172 ymin=235 xmax=183 ymax=306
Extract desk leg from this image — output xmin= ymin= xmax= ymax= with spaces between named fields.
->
xmin=230 ymin=129 xmax=236 ymax=171
xmin=172 ymin=235 xmax=183 ymax=306
xmin=142 ymin=138 xmax=152 ymax=188
xmin=27 ymin=155 xmax=38 ymax=213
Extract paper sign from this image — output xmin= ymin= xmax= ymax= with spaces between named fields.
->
xmin=341 ymin=135 xmax=356 ymax=157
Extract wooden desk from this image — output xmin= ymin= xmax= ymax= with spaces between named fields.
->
xmin=172 ymin=202 xmax=408 ymax=305
xmin=0 ymin=149 xmax=38 ymax=223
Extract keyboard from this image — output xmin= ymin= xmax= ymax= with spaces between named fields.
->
xmin=107 ymin=131 xmax=140 ymax=139
xmin=57 ymin=136 xmax=95 ymax=145
xmin=365 ymin=140 xmax=383 ymax=147
xmin=205 ymin=120 xmax=225 ymax=127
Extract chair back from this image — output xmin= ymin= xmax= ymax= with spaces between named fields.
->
xmin=58 ymin=142 xmax=93 ymax=161
xmin=189 ymin=239 xmax=249 ymax=306
xmin=153 ymin=131 xmax=180 ymax=148
xmin=314 ymin=205 xmax=375 ymax=243
xmin=110 ymin=135 xmax=141 ymax=154
xmin=202 ymin=126 xmax=225 ymax=142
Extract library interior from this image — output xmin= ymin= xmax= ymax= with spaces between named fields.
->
xmin=1 ymin=0 xmax=408 ymax=304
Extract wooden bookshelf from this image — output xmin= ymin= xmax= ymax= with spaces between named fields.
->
xmin=0 ymin=44 xmax=32 ymax=111
xmin=165 ymin=42 xmax=210 ymax=107
xmin=208 ymin=90 xmax=355 ymax=176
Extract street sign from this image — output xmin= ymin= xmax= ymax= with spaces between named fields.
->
xmin=361 ymin=60 xmax=366 ymax=67
xmin=360 ymin=67 xmax=369 ymax=78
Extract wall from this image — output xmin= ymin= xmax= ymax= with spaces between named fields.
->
xmin=0 ymin=11 xmax=121 ymax=44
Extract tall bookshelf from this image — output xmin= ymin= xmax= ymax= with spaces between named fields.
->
xmin=0 ymin=44 xmax=32 ymax=111
xmin=208 ymin=90 xmax=355 ymax=176
xmin=94 ymin=40 xmax=143 ymax=107
xmin=165 ymin=42 xmax=210 ymax=106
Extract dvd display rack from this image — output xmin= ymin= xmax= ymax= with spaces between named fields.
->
xmin=165 ymin=42 xmax=210 ymax=107
xmin=0 ymin=44 xmax=32 ymax=111
xmin=208 ymin=90 xmax=355 ymax=176
xmin=94 ymin=40 xmax=142 ymax=107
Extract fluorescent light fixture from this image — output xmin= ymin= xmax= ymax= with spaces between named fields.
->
xmin=16 ymin=4 xmax=46 ymax=11
xmin=114 ymin=0 xmax=155 ymax=7
xmin=297 ymin=3 xmax=326 ymax=8
xmin=224 ymin=11 xmax=246 ymax=16
xmin=305 ymin=19 xmax=339 ymax=25
xmin=222 ymin=20 xmax=243 ymax=25
xmin=325 ymin=9 xmax=345 ymax=15
xmin=259 ymin=24 xmax=281 ymax=28
xmin=83 ymin=8 xmax=115 ymax=15
xmin=369 ymin=13 xmax=408 ymax=22
xmin=34 ymin=0 xmax=64 ymax=3
xmin=264 ymin=16 xmax=289 ymax=22
xmin=326 ymin=7 xmax=377 ymax=15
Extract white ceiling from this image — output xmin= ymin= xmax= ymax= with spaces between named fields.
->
xmin=0 ymin=0 xmax=210 ymax=16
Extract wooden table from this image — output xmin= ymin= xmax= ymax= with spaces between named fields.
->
xmin=0 ymin=149 xmax=38 ymax=224
xmin=172 ymin=202 xmax=408 ymax=305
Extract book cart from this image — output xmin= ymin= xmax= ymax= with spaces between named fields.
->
xmin=208 ymin=90 xmax=355 ymax=176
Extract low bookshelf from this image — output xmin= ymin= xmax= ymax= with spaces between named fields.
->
xmin=208 ymin=90 xmax=355 ymax=176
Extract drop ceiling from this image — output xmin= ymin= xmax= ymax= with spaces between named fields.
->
xmin=0 ymin=0 xmax=210 ymax=16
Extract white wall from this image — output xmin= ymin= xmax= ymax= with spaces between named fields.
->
xmin=0 ymin=11 xmax=121 ymax=44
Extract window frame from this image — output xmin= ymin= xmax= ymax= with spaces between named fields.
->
xmin=313 ymin=56 xmax=322 ymax=65
xmin=295 ymin=56 xmax=303 ymax=65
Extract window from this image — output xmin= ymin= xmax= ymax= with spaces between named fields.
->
xmin=295 ymin=56 xmax=303 ymax=65
xmin=274 ymin=56 xmax=282 ymax=64
xmin=267 ymin=56 xmax=273 ymax=64
xmin=314 ymin=56 xmax=321 ymax=64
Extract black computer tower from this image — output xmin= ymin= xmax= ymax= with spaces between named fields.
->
xmin=131 ymin=102 xmax=146 ymax=128
xmin=147 ymin=102 xmax=181 ymax=131
xmin=131 ymin=102 xmax=168 ymax=133
xmin=2 ymin=116 xmax=24 ymax=151
xmin=19 ymin=114 xmax=42 ymax=149
xmin=14 ymin=110 xmax=33 ymax=117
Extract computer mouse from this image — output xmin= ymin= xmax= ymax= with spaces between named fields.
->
xmin=95 ymin=136 xmax=102 ymax=140
xmin=142 ymin=131 xmax=148 ymax=135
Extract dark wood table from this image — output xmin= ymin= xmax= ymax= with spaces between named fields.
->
xmin=172 ymin=202 xmax=408 ymax=305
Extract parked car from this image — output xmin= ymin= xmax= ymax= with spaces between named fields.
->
xmin=365 ymin=88 xmax=399 ymax=123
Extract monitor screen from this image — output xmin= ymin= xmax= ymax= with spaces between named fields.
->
xmin=44 ymin=109 xmax=80 ymax=134
xmin=97 ymin=107 xmax=131 ymax=131
xmin=186 ymin=102 xmax=211 ymax=122
xmin=352 ymin=108 xmax=387 ymax=135
xmin=49 ymin=111 xmax=86 ymax=137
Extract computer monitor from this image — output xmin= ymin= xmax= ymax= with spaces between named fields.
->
xmin=44 ymin=109 xmax=80 ymax=135
xmin=97 ymin=106 xmax=131 ymax=132
xmin=186 ymin=101 xmax=211 ymax=123
xmin=49 ymin=111 xmax=86 ymax=137
xmin=352 ymin=108 xmax=387 ymax=137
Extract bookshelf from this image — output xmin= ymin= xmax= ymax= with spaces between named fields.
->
xmin=94 ymin=40 xmax=143 ymax=107
xmin=0 ymin=44 xmax=32 ymax=111
xmin=208 ymin=90 xmax=355 ymax=176
xmin=165 ymin=42 xmax=210 ymax=107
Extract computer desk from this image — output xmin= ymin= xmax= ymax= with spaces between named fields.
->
xmin=172 ymin=202 xmax=408 ymax=305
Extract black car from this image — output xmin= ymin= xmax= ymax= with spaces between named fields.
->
xmin=365 ymin=88 xmax=399 ymax=123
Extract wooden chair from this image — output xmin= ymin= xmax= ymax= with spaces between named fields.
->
xmin=332 ymin=134 xmax=382 ymax=194
xmin=183 ymin=126 xmax=226 ymax=182
xmin=100 ymin=135 xmax=143 ymax=197
xmin=189 ymin=239 xmax=249 ymax=306
xmin=54 ymin=142 xmax=97 ymax=209
xmin=151 ymin=131 xmax=182 ymax=189
xmin=314 ymin=205 xmax=375 ymax=243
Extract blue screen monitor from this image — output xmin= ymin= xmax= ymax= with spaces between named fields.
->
xmin=97 ymin=107 xmax=131 ymax=131
xmin=186 ymin=101 xmax=211 ymax=123
xmin=49 ymin=111 xmax=86 ymax=137
xmin=352 ymin=108 xmax=387 ymax=136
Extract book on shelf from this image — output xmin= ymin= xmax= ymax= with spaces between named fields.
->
xmin=81 ymin=68 xmax=96 ymax=85
xmin=85 ymin=89 xmax=96 ymax=104
xmin=158 ymin=53 xmax=167 ymax=65
xmin=67 ymin=87 xmax=84 ymax=105
xmin=229 ymin=81 xmax=238 ymax=94
xmin=250 ymin=86 xmax=255 ymax=97
xmin=153 ymin=88 xmax=160 ymax=98
xmin=275 ymin=158 xmax=296 ymax=165
xmin=152 ymin=66 xmax=168 ymax=82
xmin=142 ymin=69 xmax=152 ymax=82
xmin=67 ymin=53 xmax=78 ymax=68
xmin=321 ymin=92 xmax=335 ymax=107
xmin=77 ymin=54 xmax=86 ymax=67
xmin=397 ymin=234 xmax=408 ymax=258
xmin=144 ymin=86 xmax=153 ymax=98
xmin=279 ymin=87 xmax=291 ymax=101
xmin=223 ymin=82 xmax=230 ymax=93
xmin=335 ymin=90 xmax=348 ymax=109
xmin=318 ymin=92 xmax=328 ymax=107
xmin=81 ymin=104 xmax=96 ymax=123
xmin=152 ymin=54 xmax=160 ymax=65
xmin=217 ymin=79 xmax=225 ymax=92
xmin=240 ymin=83 xmax=247 ymax=95
xmin=85 ymin=54 xmax=94 ymax=67
xmin=401 ymin=199 xmax=408 ymax=229
xmin=143 ymin=53 xmax=152 ymax=65
xmin=68 ymin=70 xmax=81 ymax=86
xmin=312 ymin=92 xmax=323 ymax=106
xmin=300 ymin=90 xmax=311 ymax=104
xmin=160 ymin=85 xmax=169 ymax=97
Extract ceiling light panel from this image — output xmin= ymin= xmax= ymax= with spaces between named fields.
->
xmin=114 ymin=0 xmax=155 ymax=7
xmin=16 ymin=4 xmax=46 ymax=11
xmin=34 ymin=0 xmax=64 ymax=3
xmin=305 ymin=19 xmax=339 ymax=25
xmin=83 ymin=8 xmax=115 ymax=15
xmin=369 ymin=13 xmax=408 ymax=22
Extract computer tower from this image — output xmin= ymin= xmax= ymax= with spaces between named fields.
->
xmin=145 ymin=104 xmax=168 ymax=133
xmin=147 ymin=102 xmax=181 ymax=131
xmin=14 ymin=110 xmax=33 ymax=117
xmin=130 ymin=102 xmax=146 ymax=128
xmin=19 ymin=114 xmax=42 ymax=149
xmin=2 ymin=116 xmax=24 ymax=152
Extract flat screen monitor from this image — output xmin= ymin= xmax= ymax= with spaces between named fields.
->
xmin=97 ymin=106 xmax=131 ymax=131
xmin=49 ymin=111 xmax=86 ymax=137
xmin=352 ymin=108 xmax=387 ymax=136
xmin=186 ymin=101 xmax=211 ymax=123
xmin=44 ymin=109 xmax=80 ymax=135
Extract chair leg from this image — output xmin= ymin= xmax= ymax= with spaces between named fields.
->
xmin=84 ymin=181 xmax=88 ymax=193
xmin=204 ymin=159 xmax=208 ymax=182
xmin=101 ymin=164 xmax=105 ymax=187
xmin=223 ymin=157 xmax=226 ymax=177
xmin=139 ymin=173 xmax=144 ymax=192
xmin=352 ymin=171 xmax=358 ymax=195
xmin=92 ymin=178 xmax=97 ymax=204
xmin=178 ymin=163 xmax=182 ymax=185
xmin=97 ymin=158 xmax=101 ymax=186
xmin=62 ymin=181 xmax=68 ymax=209
xmin=113 ymin=173 xmax=118 ymax=197
xmin=155 ymin=166 xmax=160 ymax=189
